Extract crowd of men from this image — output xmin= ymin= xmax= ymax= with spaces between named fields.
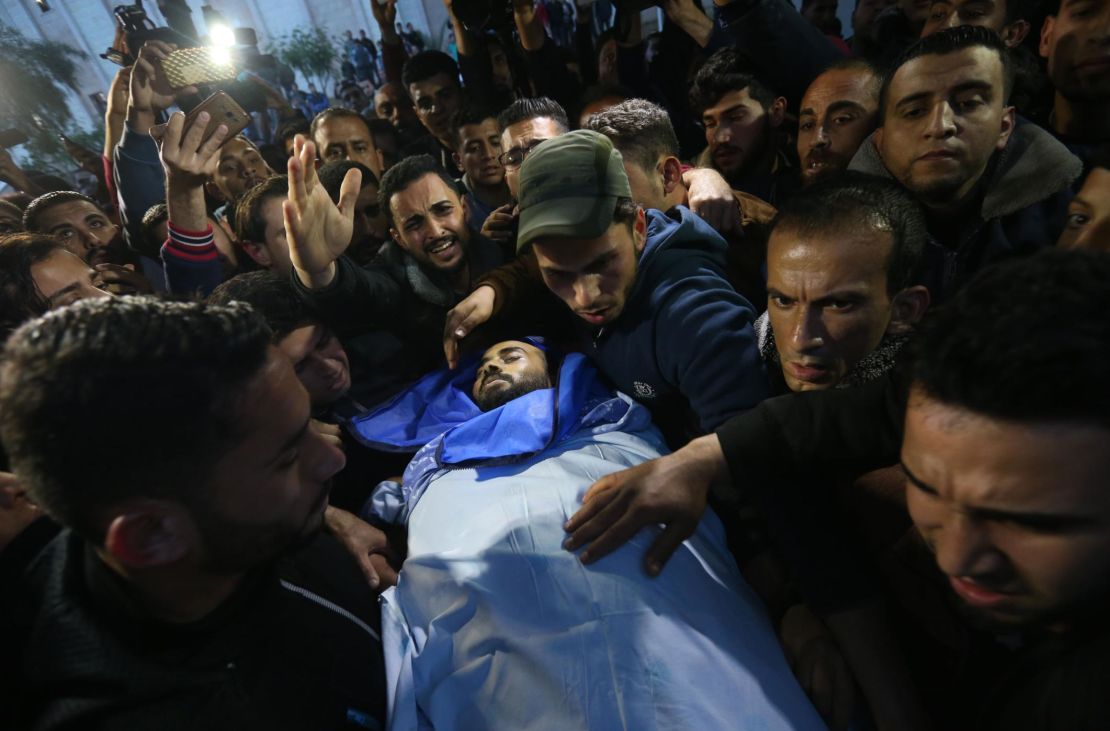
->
xmin=0 ymin=0 xmax=1108 ymax=727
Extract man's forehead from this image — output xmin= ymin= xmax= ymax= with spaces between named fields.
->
xmin=391 ymin=173 xmax=457 ymax=214
xmin=804 ymin=69 xmax=878 ymax=108
xmin=41 ymin=199 xmax=104 ymax=224
xmin=220 ymin=139 xmax=260 ymax=163
xmin=410 ymin=73 xmax=455 ymax=97
xmin=504 ymin=117 xmax=562 ymax=147
xmin=480 ymin=340 xmax=543 ymax=361
xmin=320 ymin=115 xmax=371 ymax=139
xmin=768 ymin=226 xmax=892 ymax=277
xmin=703 ymin=88 xmax=761 ymax=117
xmin=890 ymin=47 xmax=1002 ymax=98
xmin=461 ymin=118 xmax=500 ymax=142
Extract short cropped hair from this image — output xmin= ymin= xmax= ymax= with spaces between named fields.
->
xmin=451 ymin=102 xmax=500 ymax=149
xmin=772 ymin=172 xmax=927 ymax=295
xmin=496 ymin=97 xmax=570 ymax=133
xmin=276 ymin=117 xmax=310 ymax=147
xmin=0 ymin=233 xmax=70 ymax=335
xmin=911 ymin=249 xmax=1110 ymax=429
xmin=22 ymin=191 xmax=98 ymax=233
xmin=401 ymin=50 xmax=461 ymax=90
xmin=209 ymin=270 xmax=315 ymax=340
xmin=689 ymin=48 xmax=778 ymax=114
xmin=234 ymin=175 xmax=289 ymax=244
xmin=318 ymin=160 xmax=379 ymax=205
xmin=0 ymin=199 xmax=24 ymax=227
xmin=378 ymin=154 xmax=460 ymax=226
xmin=584 ymin=99 xmax=681 ymax=174
xmin=0 ymin=297 xmax=272 ymax=541
xmin=310 ymin=106 xmax=371 ymax=141
xmin=880 ymin=26 xmax=1015 ymax=115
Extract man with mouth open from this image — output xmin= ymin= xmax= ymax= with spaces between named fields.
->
xmin=849 ymin=25 xmax=1083 ymax=302
xmin=288 ymin=141 xmax=507 ymax=395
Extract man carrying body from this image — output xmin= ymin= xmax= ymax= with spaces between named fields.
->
xmin=0 ymin=297 xmax=387 ymax=730
xmin=347 ymin=339 xmax=825 ymax=731
xmin=443 ymin=131 xmax=769 ymax=444
xmin=849 ymin=25 xmax=1082 ymax=300
xmin=563 ymin=250 xmax=1110 ymax=730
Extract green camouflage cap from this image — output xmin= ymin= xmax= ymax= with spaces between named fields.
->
xmin=516 ymin=129 xmax=632 ymax=252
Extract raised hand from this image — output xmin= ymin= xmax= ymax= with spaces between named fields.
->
xmin=284 ymin=134 xmax=362 ymax=289
xmin=158 ymin=110 xmax=229 ymax=231
xmin=128 ymin=41 xmax=198 ymax=136
xmin=684 ymin=167 xmax=743 ymax=237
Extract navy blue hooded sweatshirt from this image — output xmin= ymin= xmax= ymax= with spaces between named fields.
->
xmin=583 ymin=207 xmax=769 ymax=436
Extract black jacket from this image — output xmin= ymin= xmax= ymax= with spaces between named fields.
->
xmin=2 ymin=531 xmax=387 ymax=731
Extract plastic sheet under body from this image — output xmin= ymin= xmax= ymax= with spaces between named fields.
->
xmin=376 ymin=426 xmax=827 ymax=731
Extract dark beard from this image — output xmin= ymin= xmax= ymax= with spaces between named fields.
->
xmin=475 ymin=371 xmax=552 ymax=411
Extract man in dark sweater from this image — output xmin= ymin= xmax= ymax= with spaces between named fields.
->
xmin=564 ymin=249 xmax=1110 ymax=730
xmin=0 ymin=297 xmax=387 ymax=730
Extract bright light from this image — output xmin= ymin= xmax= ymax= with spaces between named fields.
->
xmin=210 ymin=46 xmax=232 ymax=66
xmin=209 ymin=23 xmax=236 ymax=48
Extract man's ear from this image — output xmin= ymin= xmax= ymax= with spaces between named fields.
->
xmin=886 ymin=285 xmax=931 ymax=335
xmin=1001 ymin=19 xmax=1030 ymax=48
xmin=873 ymin=126 xmax=885 ymax=162
xmin=632 ymin=206 xmax=648 ymax=254
xmin=997 ymin=106 xmax=1016 ymax=151
xmin=460 ymin=194 xmax=471 ymax=228
xmin=103 ymin=500 xmax=191 ymax=569
xmin=769 ymin=97 xmax=788 ymax=128
xmin=376 ymin=148 xmax=386 ymax=176
xmin=1039 ymin=15 xmax=1056 ymax=59
xmin=240 ymin=240 xmax=273 ymax=269
xmin=661 ymin=156 xmax=683 ymax=196
xmin=389 ymin=226 xmax=406 ymax=250
xmin=452 ymin=151 xmax=462 ymax=171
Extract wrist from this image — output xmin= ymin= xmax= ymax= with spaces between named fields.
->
xmin=296 ymin=261 xmax=338 ymax=290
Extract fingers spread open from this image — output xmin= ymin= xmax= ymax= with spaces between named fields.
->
xmin=337 ymin=167 xmax=364 ymax=218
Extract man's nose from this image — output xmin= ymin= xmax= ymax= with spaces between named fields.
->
xmin=789 ymin=309 xmax=826 ymax=352
xmin=925 ymin=101 xmax=958 ymax=139
xmin=573 ymin=276 xmax=601 ymax=309
xmin=933 ymin=512 xmax=1007 ymax=580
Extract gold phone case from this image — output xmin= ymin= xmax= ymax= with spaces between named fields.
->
xmin=184 ymin=91 xmax=252 ymax=144
xmin=163 ymin=47 xmax=237 ymax=89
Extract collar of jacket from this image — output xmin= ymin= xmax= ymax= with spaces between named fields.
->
xmin=848 ymin=120 xmax=1082 ymax=221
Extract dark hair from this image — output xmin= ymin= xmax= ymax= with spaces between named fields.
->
xmin=689 ymin=48 xmax=778 ymax=114
xmin=276 ymin=117 xmax=310 ymax=147
xmin=367 ymin=117 xmax=398 ymax=139
xmin=310 ymin=106 xmax=371 ymax=142
xmin=496 ymin=97 xmax=570 ymax=133
xmin=234 ymin=175 xmax=289 ymax=244
xmin=401 ymin=50 xmax=460 ymax=90
xmin=772 ymin=173 xmax=927 ymax=295
xmin=880 ymin=26 xmax=1015 ymax=115
xmin=318 ymin=160 xmax=379 ymax=205
xmin=613 ymin=197 xmax=638 ymax=228
xmin=451 ymin=102 xmax=499 ymax=150
xmin=0 ymin=199 xmax=24 ymax=225
xmin=1088 ymin=144 xmax=1110 ymax=173
xmin=584 ymin=98 xmax=680 ymax=174
xmin=22 ymin=191 xmax=99 ymax=233
xmin=1004 ymin=0 xmax=1036 ymax=22
xmin=910 ymin=249 xmax=1110 ymax=429
xmin=0 ymin=297 xmax=272 ymax=541
xmin=0 ymin=234 xmax=70 ymax=335
xmin=209 ymin=270 xmax=315 ymax=340
xmin=378 ymin=154 xmax=460 ymax=226
xmin=820 ymin=56 xmax=881 ymax=92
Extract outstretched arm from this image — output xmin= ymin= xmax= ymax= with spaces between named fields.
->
xmin=284 ymin=134 xmax=363 ymax=290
